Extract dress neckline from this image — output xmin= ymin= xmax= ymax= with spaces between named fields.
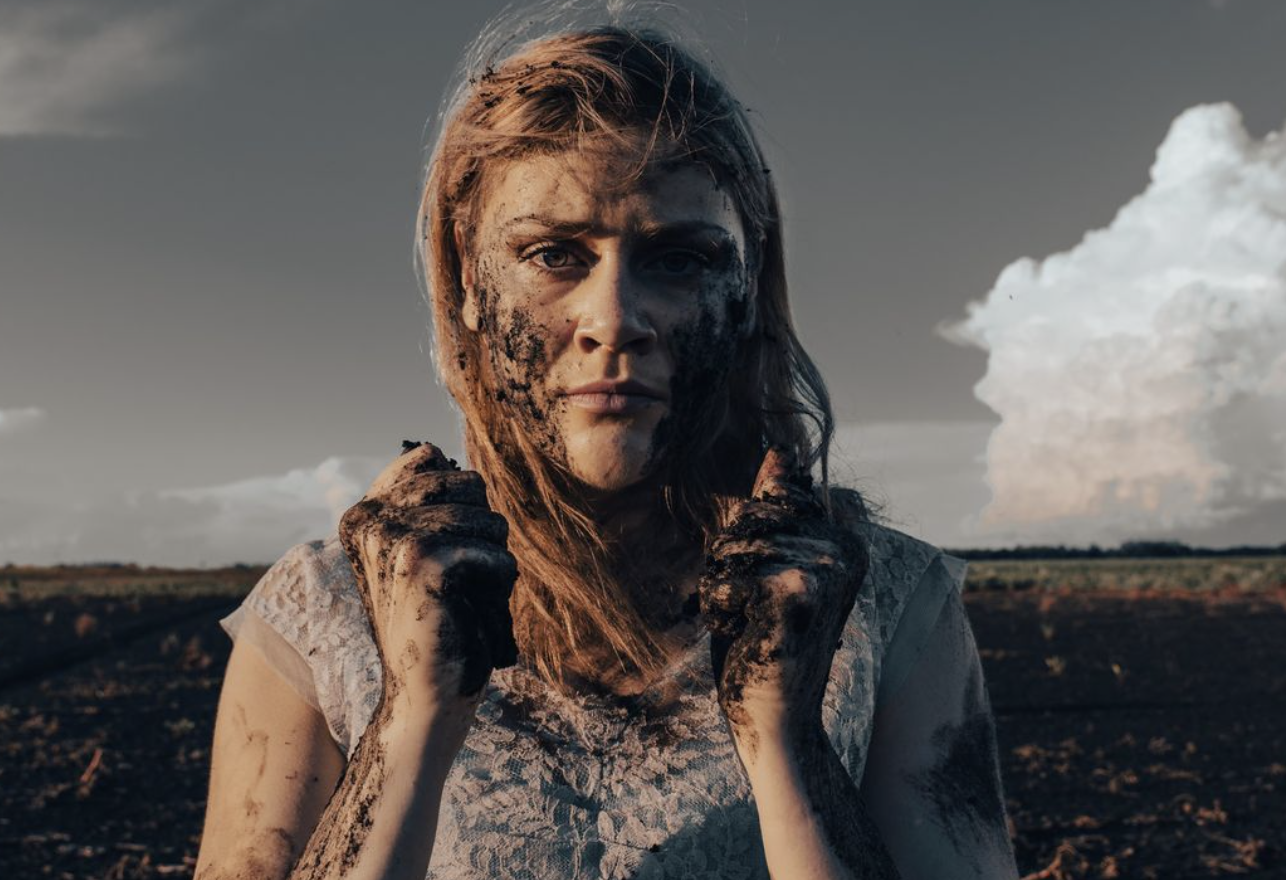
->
xmin=503 ymin=627 xmax=713 ymax=716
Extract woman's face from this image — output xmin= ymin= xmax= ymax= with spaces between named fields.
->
xmin=459 ymin=149 xmax=755 ymax=495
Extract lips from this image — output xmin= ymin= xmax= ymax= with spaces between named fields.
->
xmin=562 ymin=379 xmax=667 ymax=399
xmin=560 ymin=379 xmax=667 ymax=414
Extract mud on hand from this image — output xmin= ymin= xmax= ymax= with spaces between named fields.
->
xmin=698 ymin=446 xmax=869 ymax=738
xmin=338 ymin=441 xmax=519 ymax=700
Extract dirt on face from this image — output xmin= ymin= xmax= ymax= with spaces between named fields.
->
xmin=461 ymin=155 xmax=755 ymax=501
xmin=645 ymin=249 xmax=753 ymax=481
xmin=468 ymin=260 xmax=568 ymax=470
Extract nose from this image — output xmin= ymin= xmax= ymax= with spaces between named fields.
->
xmin=572 ymin=256 xmax=658 ymax=356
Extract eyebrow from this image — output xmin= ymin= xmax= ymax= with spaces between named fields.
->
xmin=501 ymin=215 xmax=736 ymax=240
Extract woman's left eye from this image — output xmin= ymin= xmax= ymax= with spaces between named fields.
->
xmin=648 ymin=250 xmax=708 ymax=276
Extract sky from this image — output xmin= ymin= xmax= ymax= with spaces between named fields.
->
xmin=2 ymin=0 xmax=1284 ymax=565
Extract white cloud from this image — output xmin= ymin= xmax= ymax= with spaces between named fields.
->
xmin=942 ymin=103 xmax=1286 ymax=546
xmin=0 ymin=1 xmax=200 ymax=137
xmin=0 ymin=455 xmax=386 ymax=566
xmin=0 ymin=406 xmax=47 ymax=435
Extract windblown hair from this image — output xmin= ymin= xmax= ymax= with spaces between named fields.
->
xmin=414 ymin=6 xmax=861 ymax=693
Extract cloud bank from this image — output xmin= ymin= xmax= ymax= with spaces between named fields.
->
xmin=0 ymin=407 xmax=47 ymax=435
xmin=943 ymin=103 xmax=1286 ymax=545
xmin=0 ymin=455 xmax=385 ymax=567
xmin=0 ymin=1 xmax=203 ymax=137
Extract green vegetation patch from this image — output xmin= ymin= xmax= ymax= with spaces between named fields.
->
xmin=962 ymin=556 xmax=1286 ymax=593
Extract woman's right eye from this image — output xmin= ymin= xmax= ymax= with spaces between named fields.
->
xmin=522 ymin=244 xmax=582 ymax=271
xmin=538 ymin=248 xmax=572 ymax=269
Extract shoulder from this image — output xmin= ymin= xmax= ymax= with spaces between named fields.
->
xmin=828 ymin=487 xmax=968 ymax=652
xmin=241 ymin=536 xmax=360 ymax=630
xmin=241 ymin=534 xmax=380 ymax=755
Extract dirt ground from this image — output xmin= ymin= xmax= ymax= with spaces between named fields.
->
xmin=1 ymin=577 xmax=1283 ymax=879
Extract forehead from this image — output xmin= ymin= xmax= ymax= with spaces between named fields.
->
xmin=476 ymin=149 xmax=746 ymax=243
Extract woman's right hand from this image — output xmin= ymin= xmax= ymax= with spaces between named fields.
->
xmin=338 ymin=441 xmax=519 ymax=722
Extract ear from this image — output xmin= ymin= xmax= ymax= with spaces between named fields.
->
xmin=454 ymin=224 xmax=480 ymax=333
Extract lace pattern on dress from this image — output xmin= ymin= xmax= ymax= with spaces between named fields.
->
xmin=229 ymin=522 xmax=954 ymax=879
xmin=237 ymin=537 xmax=381 ymax=750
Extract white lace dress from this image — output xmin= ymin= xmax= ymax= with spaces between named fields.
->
xmin=221 ymin=521 xmax=966 ymax=880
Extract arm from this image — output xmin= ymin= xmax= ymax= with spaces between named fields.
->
xmin=194 ymin=636 xmax=345 ymax=880
xmin=282 ymin=677 xmax=474 ymax=880
xmin=703 ymin=450 xmax=901 ymax=879
xmin=196 ymin=443 xmax=512 ymax=880
xmin=737 ymin=724 xmax=900 ymax=880
xmin=859 ymin=588 xmax=1020 ymax=880
xmin=196 ymin=633 xmax=472 ymax=880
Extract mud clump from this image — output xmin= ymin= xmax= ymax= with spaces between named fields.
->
xmin=338 ymin=442 xmax=519 ymax=701
xmin=698 ymin=461 xmax=866 ymax=736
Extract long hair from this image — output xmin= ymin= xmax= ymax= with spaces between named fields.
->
xmin=414 ymin=9 xmax=859 ymax=694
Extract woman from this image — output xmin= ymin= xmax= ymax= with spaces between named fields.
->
xmin=194 ymin=14 xmax=1019 ymax=880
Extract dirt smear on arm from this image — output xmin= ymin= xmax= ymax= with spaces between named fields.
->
xmin=904 ymin=661 xmax=1011 ymax=873
xmin=794 ymin=728 xmax=904 ymax=879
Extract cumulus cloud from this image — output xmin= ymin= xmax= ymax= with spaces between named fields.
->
xmin=0 ymin=407 xmax=47 ymax=435
xmin=0 ymin=1 xmax=204 ymax=137
xmin=942 ymin=103 xmax=1286 ymax=545
xmin=0 ymin=455 xmax=386 ymax=567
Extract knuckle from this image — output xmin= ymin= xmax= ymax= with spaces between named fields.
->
xmin=339 ymin=497 xmax=381 ymax=533
xmin=370 ymin=442 xmax=455 ymax=494
xmin=700 ymin=579 xmax=735 ymax=606
xmin=442 ymin=542 xmax=517 ymax=578
xmin=390 ymin=537 xmax=441 ymax=578
xmin=767 ymin=567 xmax=812 ymax=596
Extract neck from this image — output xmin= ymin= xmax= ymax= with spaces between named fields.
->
xmin=579 ymin=475 xmax=667 ymax=537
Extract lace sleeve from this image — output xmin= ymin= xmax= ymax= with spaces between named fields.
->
xmin=859 ymin=584 xmax=1019 ymax=878
xmin=820 ymin=515 xmax=958 ymax=785
xmin=219 ymin=536 xmax=382 ymax=755
xmin=875 ymin=552 xmax=968 ymax=707
xmin=220 ymin=542 xmax=323 ymax=709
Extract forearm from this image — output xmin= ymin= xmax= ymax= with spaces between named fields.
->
xmin=288 ymin=692 xmax=470 ymax=880
xmin=738 ymin=725 xmax=901 ymax=880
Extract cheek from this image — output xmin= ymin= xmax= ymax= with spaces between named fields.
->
xmin=643 ymin=266 xmax=751 ymax=469
xmin=470 ymin=258 xmax=571 ymax=459
xmin=472 ymin=258 xmax=554 ymax=381
xmin=669 ymin=268 xmax=751 ymax=396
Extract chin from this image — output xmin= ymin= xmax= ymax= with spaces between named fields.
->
xmin=559 ymin=413 xmax=663 ymax=493
xmin=566 ymin=455 xmax=650 ymax=493
xmin=563 ymin=435 xmax=655 ymax=493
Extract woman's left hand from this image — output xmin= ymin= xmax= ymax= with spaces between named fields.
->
xmin=699 ymin=447 xmax=868 ymax=753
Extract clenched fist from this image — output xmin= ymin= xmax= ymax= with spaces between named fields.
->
xmin=699 ymin=447 xmax=869 ymax=747
xmin=338 ymin=441 xmax=518 ymax=709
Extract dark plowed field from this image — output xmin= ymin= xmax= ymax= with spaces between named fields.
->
xmin=2 ymin=582 xmax=1283 ymax=879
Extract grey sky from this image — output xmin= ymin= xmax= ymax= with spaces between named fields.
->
xmin=2 ymin=0 xmax=1284 ymax=563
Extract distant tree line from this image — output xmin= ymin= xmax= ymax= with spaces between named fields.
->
xmin=945 ymin=540 xmax=1286 ymax=561
xmin=4 ymin=543 xmax=1285 ymax=569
